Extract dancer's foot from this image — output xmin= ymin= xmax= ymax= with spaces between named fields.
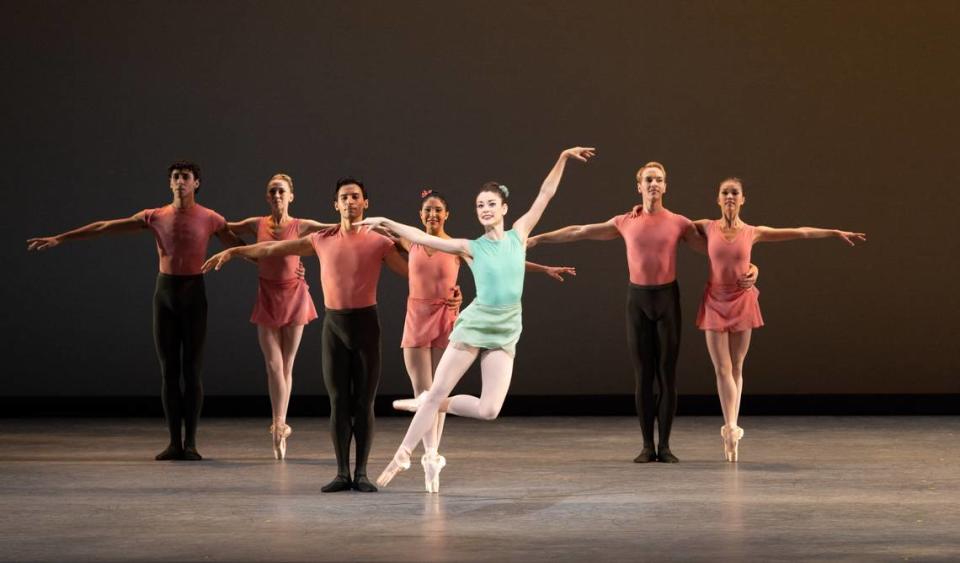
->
xmin=321 ymin=475 xmax=353 ymax=493
xmin=182 ymin=446 xmax=203 ymax=461
xmin=392 ymin=396 xmax=422 ymax=413
xmin=155 ymin=444 xmax=184 ymax=461
xmin=422 ymin=452 xmax=447 ymax=493
xmin=633 ymin=446 xmax=657 ymax=463
xmin=657 ymin=447 xmax=679 ymax=463
xmin=376 ymin=448 xmax=412 ymax=488
xmin=353 ymin=474 xmax=378 ymax=493
xmin=728 ymin=426 xmax=744 ymax=463
xmin=270 ymin=423 xmax=292 ymax=460
xmin=720 ymin=426 xmax=732 ymax=461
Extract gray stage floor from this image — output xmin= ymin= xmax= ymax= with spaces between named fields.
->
xmin=1 ymin=416 xmax=958 ymax=562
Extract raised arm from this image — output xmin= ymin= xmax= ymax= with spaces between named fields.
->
xmin=202 ymin=237 xmax=314 ymax=273
xmin=527 ymin=218 xmax=619 ymax=249
xmin=357 ymin=217 xmax=471 ymax=257
xmin=513 ymin=147 xmax=596 ymax=240
xmin=754 ymin=226 xmax=866 ymax=246
xmin=27 ymin=212 xmax=147 ymax=251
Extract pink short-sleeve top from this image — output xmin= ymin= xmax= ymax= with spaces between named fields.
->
xmin=611 ymin=206 xmax=693 ymax=286
xmin=142 ymin=204 xmax=226 ymax=275
xmin=308 ymin=226 xmax=395 ymax=310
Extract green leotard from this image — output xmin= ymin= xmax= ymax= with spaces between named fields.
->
xmin=449 ymin=229 xmax=525 ymax=356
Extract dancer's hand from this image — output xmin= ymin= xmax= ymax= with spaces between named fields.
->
xmin=836 ymin=230 xmax=867 ymax=246
xmin=561 ymin=147 xmax=597 ymax=163
xmin=356 ymin=217 xmax=388 ymax=229
xmin=738 ymin=268 xmax=757 ymax=289
xmin=445 ymin=285 xmax=462 ymax=310
xmin=27 ymin=236 xmax=61 ymax=251
xmin=295 ymin=260 xmax=306 ymax=279
xmin=544 ymin=265 xmax=576 ymax=282
xmin=202 ymin=249 xmax=234 ymax=273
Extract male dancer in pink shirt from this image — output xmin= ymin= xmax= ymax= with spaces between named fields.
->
xmin=204 ymin=178 xmax=408 ymax=492
xmin=28 ymin=161 xmax=245 ymax=461
xmin=529 ymin=162 xmax=756 ymax=463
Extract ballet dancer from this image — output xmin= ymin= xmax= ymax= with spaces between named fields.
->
xmin=396 ymin=188 xmax=576 ymax=492
xmin=27 ymin=161 xmax=245 ymax=460
xmin=203 ymin=178 xmax=407 ymax=492
xmin=359 ymin=146 xmax=596 ymax=489
xmin=693 ymin=177 xmax=865 ymax=461
xmin=528 ymin=162 xmax=757 ymax=463
xmin=225 ymin=173 xmax=338 ymax=459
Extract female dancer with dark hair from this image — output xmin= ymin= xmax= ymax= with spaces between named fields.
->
xmin=359 ymin=146 xmax=595 ymax=489
xmin=396 ymin=189 xmax=575 ymax=492
xmin=694 ymin=177 xmax=865 ymax=461
xmin=226 ymin=173 xmax=334 ymax=459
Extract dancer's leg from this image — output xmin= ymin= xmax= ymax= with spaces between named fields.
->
xmin=654 ymin=284 xmax=682 ymax=460
xmin=350 ymin=311 xmax=381 ymax=488
xmin=445 ymin=349 xmax=514 ymax=420
xmin=431 ymin=347 xmax=447 ymax=447
xmin=180 ymin=277 xmax=207 ymax=458
xmin=705 ymin=330 xmax=737 ymax=428
xmin=726 ymin=330 xmax=752 ymax=427
xmin=278 ymin=324 xmax=305 ymax=424
xmin=321 ymin=317 xmax=353 ymax=489
xmin=257 ymin=326 xmax=286 ymax=426
xmin=403 ymin=347 xmax=439 ymax=452
xmin=153 ymin=277 xmax=183 ymax=459
xmin=626 ymin=287 xmax=657 ymax=460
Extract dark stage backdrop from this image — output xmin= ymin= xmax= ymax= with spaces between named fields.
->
xmin=4 ymin=1 xmax=958 ymax=399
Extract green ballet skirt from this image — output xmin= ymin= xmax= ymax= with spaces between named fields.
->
xmin=448 ymin=301 xmax=522 ymax=357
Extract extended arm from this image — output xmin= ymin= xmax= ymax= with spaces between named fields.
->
xmin=27 ymin=212 xmax=147 ymax=251
xmin=298 ymin=219 xmax=339 ymax=236
xmin=227 ymin=217 xmax=260 ymax=238
xmin=527 ymin=219 xmax=619 ymax=249
xmin=754 ymin=226 xmax=866 ymax=246
xmin=513 ymin=147 xmax=596 ymax=240
xmin=202 ymin=237 xmax=314 ymax=272
xmin=525 ymin=261 xmax=577 ymax=282
xmin=357 ymin=218 xmax=471 ymax=256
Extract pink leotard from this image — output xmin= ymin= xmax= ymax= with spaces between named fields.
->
xmin=612 ymin=206 xmax=693 ymax=286
xmin=142 ymin=204 xmax=226 ymax=275
xmin=402 ymin=244 xmax=460 ymax=348
xmin=696 ymin=220 xmax=764 ymax=332
xmin=250 ymin=217 xmax=318 ymax=327
xmin=308 ymin=226 xmax=395 ymax=310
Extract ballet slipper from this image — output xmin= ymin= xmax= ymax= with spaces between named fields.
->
xmin=155 ymin=444 xmax=184 ymax=461
xmin=392 ymin=394 xmax=423 ymax=413
xmin=657 ymin=446 xmax=679 ymax=463
xmin=269 ymin=423 xmax=292 ymax=460
xmin=376 ymin=447 xmax=412 ymax=488
xmin=633 ymin=446 xmax=657 ymax=463
xmin=422 ymin=452 xmax=447 ymax=493
xmin=729 ymin=426 xmax=744 ymax=462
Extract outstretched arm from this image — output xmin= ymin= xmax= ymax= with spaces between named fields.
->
xmin=513 ymin=147 xmax=596 ymax=240
xmin=297 ymin=219 xmax=339 ymax=236
xmin=202 ymin=237 xmax=314 ymax=272
xmin=525 ymin=261 xmax=577 ymax=282
xmin=527 ymin=219 xmax=619 ymax=249
xmin=27 ymin=212 xmax=147 ymax=251
xmin=357 ymin=217 xmax=471 ymax=257
xmin=227 ymin=217 xmax=260 ymax=238
xmin=754 ymin=226 xmax=866 ymax=246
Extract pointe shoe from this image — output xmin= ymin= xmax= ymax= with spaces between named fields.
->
xmin=270 ymin=423 xmax=293 ymax=460
xmin=720 ymin=426 xmax=732 ymax=461
xmin=729 ymin=426 xmax=744 ymax=462
xmin=392 ymin=396 xmax=422 ymax=413
xmin=376 ymin=448 xmax=412 ymax=488
xmin=422 ymin=453 xmax=447 ymax=493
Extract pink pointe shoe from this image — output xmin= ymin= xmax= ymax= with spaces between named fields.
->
xmin=720 ymin=425 xmax=744 ymax=462
xmin=392 ymin=395 xmax=422 ymax=413
xmin=422 ymin=453 xmax=447 ymax=493
xmin=376 ymin=448 xmax=412 ymax=488
xmin=269 ymin=423 xmax=293 ymax=460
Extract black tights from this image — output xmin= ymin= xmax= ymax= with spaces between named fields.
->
xmin=153 ymin=274 xmax=207 ymax=449
xmin=321 ymin=306 xmax=381 ymax=478
xmin=626 ymin=282 xmax=681 ymax=449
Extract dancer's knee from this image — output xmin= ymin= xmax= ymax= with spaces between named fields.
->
xmin=714 ymin=364 xmax=733 ymax=380
xmin=476 ymin=402 xmax=501 ymax=421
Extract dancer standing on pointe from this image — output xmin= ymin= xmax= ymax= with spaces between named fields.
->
xmin=358 ymin=146 xmax=596 ymax=489
xmin=694 ymin=177 xmax=865 ymax=461
xmin=204 ymin=178 xmax=407 ymax=492
xmin=27 ymin=161 xmax=245 ymax=461
xmin=396 ymin=188 xmax=576 ymax=492
xmin=528 ymin=162 xmax=758 ymax=463
xmin=225 ymin=173 xmax=336 ymax=460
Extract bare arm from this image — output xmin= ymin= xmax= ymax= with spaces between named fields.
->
xmin=528 ymin=219 xmax=620 ymax=249
xmin=297 ymin=219 xmax=339 ymax=236
xmin=513 ymin=147 xmax=596 ymax=240
xmin=215 ymin=224 xmax=247 ymax=249
xmin=227 ymin=217 xmax=260 ymax=238
xmin=525 ymin=261 xmax=577 ymax=282
xmin=202 ymin=237 xmax=314 ymax=272
xmin=682 ymin=221 xmax=708 ymax=255
xmin=383 ymin=246 xmax=409 ymax=278
xmin=27 ymin=212 xmax=147 ymax=251
xmin=754 ymin=226 xmax=866 ymax=246
xmin=357 ymin=218 xmax=471 ymax=256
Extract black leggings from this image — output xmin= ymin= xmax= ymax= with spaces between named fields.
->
xmin=321 ymin=306 xmax=382 ymax=478
xmin=626 ymin=281 xmax=681 ymax=448
xmin=153 ymin=273 xmax=207 ymax=448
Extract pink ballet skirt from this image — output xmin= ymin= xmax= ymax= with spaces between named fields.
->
xmin=401 ymin=297 xmax=458 ymax=348
xmin=696 ymin=284 xmax=764 ymax=332
xmin=250 ymin=277 xmax=319 ymax=328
